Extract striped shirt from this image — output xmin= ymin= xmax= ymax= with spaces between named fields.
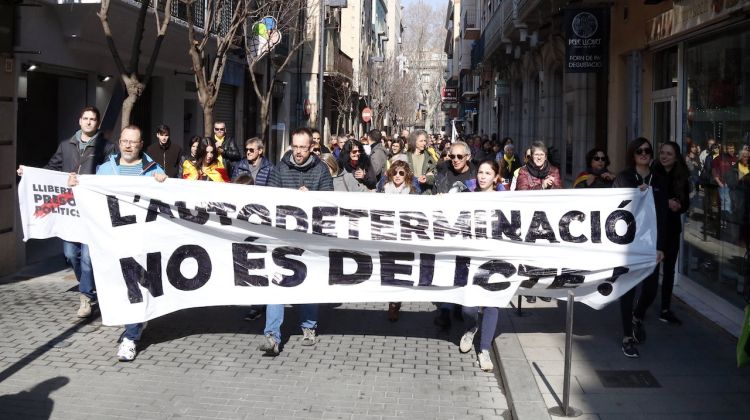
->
xmin=118 ymin=163 xmax=143 ymax=177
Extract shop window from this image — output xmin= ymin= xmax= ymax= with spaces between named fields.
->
xmin=653 ymin=46 xmax=678 ymax=91
xmin=681 ymin=26 xmax=750 ymax=309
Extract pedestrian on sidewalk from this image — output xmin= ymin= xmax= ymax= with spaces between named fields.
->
xmin=458 ymin=159 xmax=505 ymax=372
xmin=17 ymin=106 xmax=114 ymax=319
xmin=653 ymin=141 xmax=691 ymax=325
xmin=69 ymin=125 xmax=167 ymax=362
xmin=258 ymin=127 xmax=333 ymax=356
xmin=613 ymin=137 xmax=666 ymax=358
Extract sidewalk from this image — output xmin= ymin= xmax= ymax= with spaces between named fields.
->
xmin=495 ymin=295 xmax=750 ymax=419
xmin=0 ymin=268 xmax=508 ymax=420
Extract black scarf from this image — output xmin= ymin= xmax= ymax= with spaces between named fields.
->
xmin=525 ymin=160 xmax=550 ymax=179
xmin=586 ymin=166 xmax=609 ymax=176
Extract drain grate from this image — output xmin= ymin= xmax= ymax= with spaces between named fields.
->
xmin=595 ymin=370 xmax=661 ymax=388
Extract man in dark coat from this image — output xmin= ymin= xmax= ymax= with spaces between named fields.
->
xmin=146 ymin=124 xmax=182 ymax=178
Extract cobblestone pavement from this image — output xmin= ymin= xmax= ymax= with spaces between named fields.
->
xmin=0 ymin=268 xmax=509 ymax=420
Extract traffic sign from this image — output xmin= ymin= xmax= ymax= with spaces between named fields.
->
xmin=361 ymin=107 xmax=372 ymax=123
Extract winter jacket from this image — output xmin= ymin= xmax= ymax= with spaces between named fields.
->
xmin=45 ymin=130 xmax=115 ymax=175
xmin=435 ymin=161 xmax=477 ymax=194
xmin=268 ymin=151 xmax=334 ymax=191
xmin=232 ymin=156 xmax=274 ymax=186
xmin=215 ymin=135 xmax=241 ymax=164
xmin=368 ymin=142 xmax=388 ymax=182
xmin=96 ymin=153 xmax=165 ymax=177
xmin=613 ymin=167 xmax=667 ymax=251
xmin=146 ymin=140 xmax=183 ymax=178
xmin=515 ymin=165 xmax=563 ymax=190
xmin=333 ymin=170 xmax=371 ymax=192
xmin=406 ymin=151 xmax=437 ymax=194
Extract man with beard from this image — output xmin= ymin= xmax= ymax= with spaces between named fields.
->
xmin=258 ymin=127 xmax=333 ymax=355
xmin=435 ymin=141 xmax=476 ymax=194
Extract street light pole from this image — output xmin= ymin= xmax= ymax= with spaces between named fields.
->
xmin=318 ymin=0 xmax=325 ymax=134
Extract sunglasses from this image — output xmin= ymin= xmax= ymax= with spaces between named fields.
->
xmin=448 ymin=154 xmax=466 ymax=160
xmin=592 ymin=156 xmax=607 ymax=162
xmin=350 ymin=150 xmax=361 ymax=155
xmin=213 ymin=127 xmax=226 ymax=131
xmin=635 ymin=147 xmax=652 ymax=156
xmin=245 ymin=148 xmax=256 ymax=153
xmin=394 ymin=170 xmax=406 ymax=176
xmin=312 ymin=148 xmax=321 ymax=153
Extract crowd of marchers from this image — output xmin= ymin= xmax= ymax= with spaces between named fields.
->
xmin=16 ymin=105 xmax=691 ymax=369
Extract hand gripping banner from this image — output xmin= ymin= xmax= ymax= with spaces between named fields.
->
xmin=19 ymin=167 xmax=658 ymax=325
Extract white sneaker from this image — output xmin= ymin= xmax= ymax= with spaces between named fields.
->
xmin=459 ymin=327 xmax=477 ymax=353
xmin=478 ymin=350 xmax=494 ymax=372
xmin=117 ymin=338 xmax=137 ymax=362
xmin=77 ymin=294 xmax=92 ymax=318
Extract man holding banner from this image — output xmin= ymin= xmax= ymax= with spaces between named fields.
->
xmin=259 ymin=127 xmax=334 ymax=355
xmin=16 ymin=106 xmax=114 ymax=319
xmin=69 ymin=124 xmax=167 ymax=362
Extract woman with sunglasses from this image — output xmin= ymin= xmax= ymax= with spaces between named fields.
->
xmin=516 ymin=141 xmax=562 ymax=190
xmin=613 ymin=137 xmax=667 ymax=358
xmin=457 ymin=159 xmax=503 ymax=371
xmin=378 ymin=160 xmax=419 ymax=321
xmin=574 ymin=148 xmax=615 ymax=188
xmin=232 ymin=137 xmax=274 ymax=185
xmin=182 ymin=137 xmax=229 ymax=182
xmin=336 ymin=139 xmax=377 ymax=190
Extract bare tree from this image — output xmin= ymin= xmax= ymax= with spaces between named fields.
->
xmin=186 ymin=0 xmax=247 ymax=137
xmin=243 ymin=0 xmax=315 ymax=143
xmin=98 ymin=0 xmax=173 ymax=128
xmin=329 ymin=75 xmax=352 ymax=135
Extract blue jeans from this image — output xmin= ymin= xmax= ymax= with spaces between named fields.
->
xmin=264 ymin=304 xmax=318 ymax=342
xmin=63 ymin=241 xmax=95 ymax=299
xmin=123 ymin=323 xmax=144 ymax=342
xmin=462 ymin=306 xmax=500 ymax=351
xmin=719 ymin=185 xmax=732 ymax=213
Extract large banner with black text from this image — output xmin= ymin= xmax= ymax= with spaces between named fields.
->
xmin=18 ymin=167 xmax=658 ymax=325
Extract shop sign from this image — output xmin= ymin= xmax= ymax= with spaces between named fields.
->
xmin=564 ymin=7 xmax=610 ymax=73
xmin=442 ymin=87 xmax=458 ymax=102
xmin=646 ymin=0 xmax=749 ymax=44
xmin=462 ymin=100 xmax=478 ymax=113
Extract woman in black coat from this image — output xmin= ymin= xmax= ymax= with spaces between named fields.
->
xmin=613 ymin=137 xmax=666 ymax=359
xmin=337 ymin=139 xmax=377 ymax=190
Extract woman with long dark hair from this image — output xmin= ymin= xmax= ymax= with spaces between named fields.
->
xmin=653 ymin=141 xmax=690 ymax=324
xmin=613 ymin=137 xmax=666 ymax=358
xmin=458 ymin=159 xmax=503 ymax=372
xmin=182 ymin=137 xmax=229 ymax=182
xmin=337 ymin=139 xmax=377 ymax=190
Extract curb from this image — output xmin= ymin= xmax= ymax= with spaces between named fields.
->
xmin=493 ymin=308 xmax=552 ymax=420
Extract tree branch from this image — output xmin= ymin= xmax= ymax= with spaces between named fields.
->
xmin=128 ymin=0 xmax=150 ymax=74
xmin=97 ymin=0 xmax=128 ymax=77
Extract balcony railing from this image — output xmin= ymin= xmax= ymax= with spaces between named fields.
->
xmin=325 ymin=48 xmax=354 ymax=80
xmin=470 ymin=35 xmax=484 ymax=70
xmin=463 ymin=6 xmax=480 ymax=40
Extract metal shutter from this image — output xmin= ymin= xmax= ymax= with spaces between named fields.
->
xmin=214 ymin=85 xmax=235 ymax=136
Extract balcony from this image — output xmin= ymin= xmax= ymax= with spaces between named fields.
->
xmin=132 ymin=0 xmax=206 ymax=30
xmin=463 ymin=7 xmax=480 ymax=40
xmin=516 ymin=0 xmax=541 ymax=22
xmin=325 ymin=48 xmax=354 ymax=80
xmin=501 ymin=0 xmax=516 ymax=39
xmin=482 ymin=0 xmax=505 ymax=59
xmin=470 ymin=35 xmax=483 ymax=70
xmin=461 ymin=74 xmax=479 ymax=98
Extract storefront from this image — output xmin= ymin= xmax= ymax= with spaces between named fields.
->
xmin=646 ymin=1 xmax=750 ymax=314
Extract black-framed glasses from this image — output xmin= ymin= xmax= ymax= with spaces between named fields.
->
xmin=448 ymin=154 xmax=466 ymax=160
xmin=394 ymin=170 xmax=406 ymax=176
xmin=592 ymin=156 xmax=607 ymax=162
xmin=635 ymin=147 xmax=652 ymax=156
xmin=245 ymin=148 xmax=256 ymax=153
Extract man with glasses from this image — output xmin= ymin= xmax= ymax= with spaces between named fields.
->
xmin=435 ymin=141 xmax=475 ymax=194
xmin=68 ymin=125 xmax=166 ymax=361
xmin=212 ymin=121 xmax=240 ymax=173
xmin=232 ymin=137 xmax=274 ymax=186
xmin=259 ymin=127 xmax=333 ymax=355
xmin=17 ymin=106 xmax=114 ymax=319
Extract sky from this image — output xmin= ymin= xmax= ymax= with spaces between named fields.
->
xmin=401 ymin=0 xmax=447 ymax=8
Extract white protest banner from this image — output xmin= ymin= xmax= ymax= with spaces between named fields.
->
xmin=64 ymin=174 xmax=658 ymax=326
xmin=18 ymin=167 xmax=83 ymax=242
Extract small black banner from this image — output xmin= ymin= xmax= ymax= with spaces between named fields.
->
xmin=564 ymin=7 xmax=610 ymax=73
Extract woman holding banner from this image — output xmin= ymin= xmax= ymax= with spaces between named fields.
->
xmin=458 ymin=159 xmax=504 ymax=371
xmin=182 ymin=137 xmax=229 ymax=182
xmin=574 ymin=148 xmax=615 ymax=188
xmin=613 ymin=137 xmax=666 ymax=358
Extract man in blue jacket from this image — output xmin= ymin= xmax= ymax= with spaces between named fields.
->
xmin=258 ymin=127 xmax=333 ymax=355
xmin=70 ymin=125 xmax=166 ymax=362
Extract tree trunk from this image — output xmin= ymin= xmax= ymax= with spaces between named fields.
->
xmin=259 ymin=97 xmax=270 ymax=147
xmin=121 ymin=93 xmax=136 ymax=129
xmin=203 ymin=106 xmax=214 ymax=138
xmin=120 ymin=75 xmax=144 ymax=128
